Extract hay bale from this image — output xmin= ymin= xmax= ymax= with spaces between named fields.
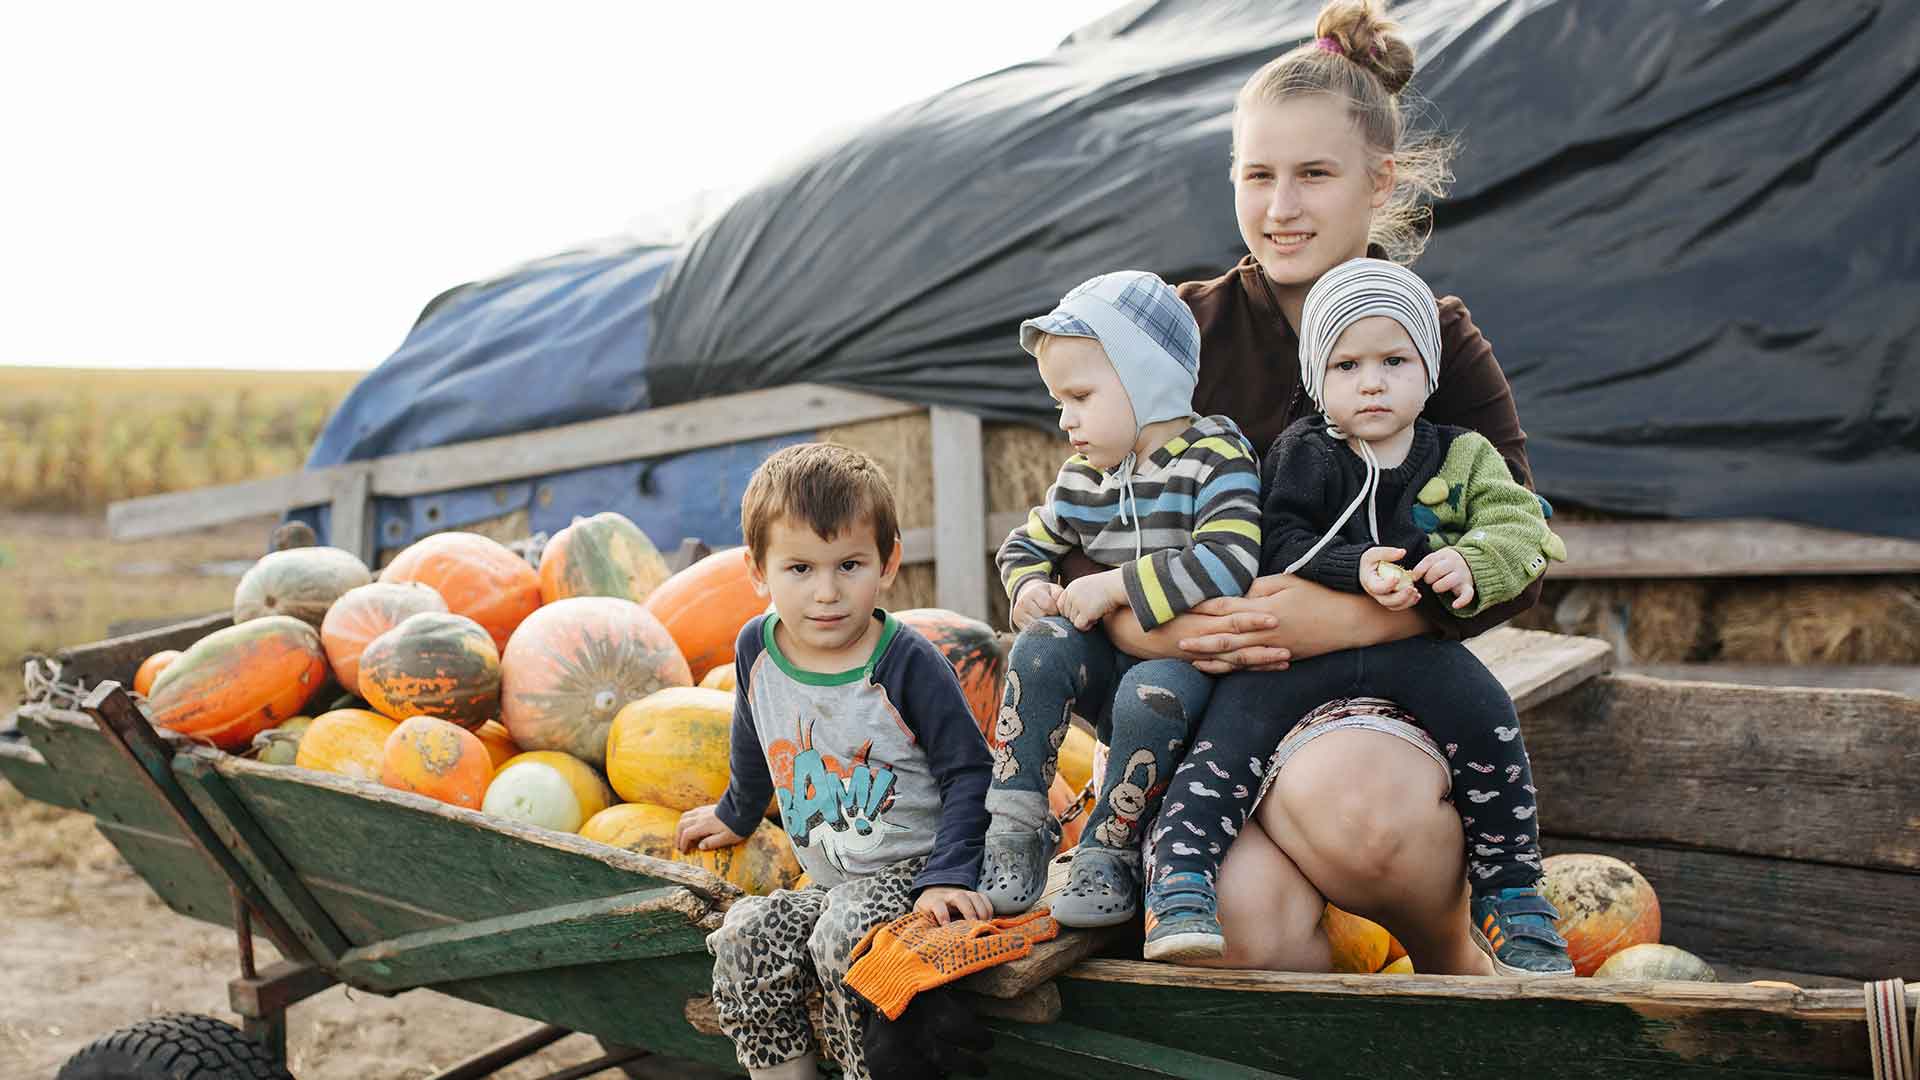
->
xmin=1711 ymin=576 xmax=1920 ymax=664
xmin=1521 ymin=580 xmax=1711 ymax=664
xmin=985 ymin=422 xmax=1066 ymax=513
xmin=821 ymin=413 xmax=935 ymax=530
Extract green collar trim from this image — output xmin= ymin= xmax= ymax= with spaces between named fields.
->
xmin=763 ymin=610 xmax=898 ymax=685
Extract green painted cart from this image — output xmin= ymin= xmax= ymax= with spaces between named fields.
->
xmin=4 ymin=613 xmax=1916 ymax=1079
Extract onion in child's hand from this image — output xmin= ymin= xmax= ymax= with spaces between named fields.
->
xmin=1371 ymin=562 xmax=1414 ymax=590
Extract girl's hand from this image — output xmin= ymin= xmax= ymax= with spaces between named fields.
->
xmin=1059 ymin=569 xmax=1126 ymax=630
xmin=675 ymin=805 xmax=748 ymax=852
xmin=1360 ymin=546 xmax=1421 ymax=611
xmin=914 ymin=886 xmax=993 ymax=925
xmin=1412 ymin=547 xmax=1475 ymax=610
xmin=1010 ymin=580 xmax=1064 ymax=630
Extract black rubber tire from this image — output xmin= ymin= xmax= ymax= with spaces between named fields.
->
xmin=56 ymin=1013 xmax=294 ymax=1080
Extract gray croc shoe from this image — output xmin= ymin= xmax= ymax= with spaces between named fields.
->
xmin=978 ymin=817 xmax=1060 ymax=916
xmin=1049 ymin=847 xmax=1140 ymax=928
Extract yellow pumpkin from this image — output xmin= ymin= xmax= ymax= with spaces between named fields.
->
xmin=1323 ymin=903 xmax=1392 ymax=974
xmin=580 ymin=802 xmax=803 ymax=894
xmin=699 ymin=663 xmax=738 ymax=692
xmin=294 ymin=709 xmax=400 ymax=781
xmin=1057 ymin=725 xmax=1097 ymax=794
xmin=604 ymin=687 xmax=735 ymax=810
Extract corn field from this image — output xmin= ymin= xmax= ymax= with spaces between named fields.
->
xmin=0 ymin=367 xmax=361 ymax=511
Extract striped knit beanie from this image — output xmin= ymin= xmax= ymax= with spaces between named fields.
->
xmin=1298 ymin=258 xmax=1443 ymax=412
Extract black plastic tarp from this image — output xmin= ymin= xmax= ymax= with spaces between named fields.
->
xmin=314 ymin=0 xmax=1920 ymax=539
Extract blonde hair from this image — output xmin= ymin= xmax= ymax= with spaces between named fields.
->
xmin=1232 ymin=0 xmax=1457 ymax=264
xmin=741 ymin=442 xmax=900 ymax=567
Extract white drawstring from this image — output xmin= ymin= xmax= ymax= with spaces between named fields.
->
xmin=1283 ymin=423 xmax=1381 ymax=576
xmin=1114 ymin=451 xmax=1144 ymax=561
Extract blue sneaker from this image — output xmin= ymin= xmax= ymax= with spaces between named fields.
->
xmin=1142 ymin=871 xmax=1223 ymax=963
xmin=1470 ymin=888 xmax=1575 ymax=976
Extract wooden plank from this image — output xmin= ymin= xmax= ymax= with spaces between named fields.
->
xmin=931 ymin=406 xmax=989 ymax=620
xmin=107 ymin=384 xmax=921 ymax=541
xmin=984 ymin=1019 xmax=1302 ymax=1079
xmin=1525 ymin=673 xmax=1920 ymax=870
xmin=1466 ymin=626 xmax=1614 ymax=712
xmin=1553 ymin=517 xmax=1920 ymax=578
xmin=327 ymin=464 xmax=374 ymax=563
xmin=901 ymin=510 xmax=1024 ymax=565
xmin=48 ymin=612 xmax=231 ymax=691
xmin=1625 ymin=663 xmax=1920 ymax=699
xmin=1054 ymin=963 xmax=1887 ymax=1079
xmin=1543 ymin=836 xmax=1920 ymax=981
xmin=335 ymin=886 xmax=712 ymax=993
xmin=174 ymin=754 xmax=354 ymax=966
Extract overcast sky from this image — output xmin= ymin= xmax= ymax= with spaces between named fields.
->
xmin=3 ymin=2 xmax=1117 ymax=371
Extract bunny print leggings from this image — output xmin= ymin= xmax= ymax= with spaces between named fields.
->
xmin=984 ymin=616 xmax=1212 ymax=859
xmin=1149 ymin=635 xmax=1544 ymax=896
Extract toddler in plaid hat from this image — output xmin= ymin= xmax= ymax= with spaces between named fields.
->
xmin=979 ymin=270 xmax=1263 ymax=929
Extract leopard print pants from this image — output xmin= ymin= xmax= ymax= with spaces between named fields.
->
xmin=707 ymin=856 xmax=925 ymax=1077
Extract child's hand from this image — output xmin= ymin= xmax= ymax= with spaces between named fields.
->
xmin=1058 ymin=569 xmax=1126 ymax=630
xmin=1010 ymin=580 xmax=1064 ymax=630
xmin=1412 ymin=547 xmax=1475 ymax=610
xmin=914 ymin=886 xmax=993 ymax=925
xmin=1360 ymin=546 xmax=1421 ymax=611
xmin=675 ymin=805 xmax=748 ymax=852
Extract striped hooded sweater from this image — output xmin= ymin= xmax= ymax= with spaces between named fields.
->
xmin=996 ymin=414 xmax=1261 ymax=630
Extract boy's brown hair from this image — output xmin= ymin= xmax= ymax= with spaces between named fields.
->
xmin=741 ymin=443 xmax=900 ymax=566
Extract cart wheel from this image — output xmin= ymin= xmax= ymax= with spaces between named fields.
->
xmin=56 ymin=1013 xmax=295 ymax=1080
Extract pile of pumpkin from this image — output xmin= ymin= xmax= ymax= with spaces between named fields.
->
xmin=132 ymin=512 xmax=1012 ymax=897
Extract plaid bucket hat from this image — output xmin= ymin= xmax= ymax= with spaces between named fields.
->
xmin=1019 ymin=270 xmax=1200 ymax=432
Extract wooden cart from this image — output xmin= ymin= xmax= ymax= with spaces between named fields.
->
xmin=3 ymin=614 xmax=1916 ymax=1079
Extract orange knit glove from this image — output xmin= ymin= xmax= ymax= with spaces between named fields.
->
xmin=844 ymin=908 xmax=1060 ymax=1020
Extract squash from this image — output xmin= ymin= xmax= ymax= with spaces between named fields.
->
xmin=604 ymin=687 xmax=737 ymax=810
xmin=1542 ymin=853 xmax=1662 ymax=976
xmin=1593 ymin=943 xmax=1715 ymax=981
xmin=133 ymin=649 xmax=182 ymax=697
xmin=233 ymin=546 xmax=372 ymax=628
xmin=642 ymin=547 xmax=764 ymax=681
xmin=483 ymin=750 xmax=614 ymax=833
xmin=249 ymin=715 xmax=314 ymax=766
xmin=358 ymin=612 xmax=501 ymax=730
xmin=537 ymin=511 xmax=672 ymax=605
xmin=1057 ymin=724 xmax=1097 ymax=793
xmin=1323 ymin=903 xmax=1393 ymax=974
xmin=294 ymin=709 xmax=400 ymax=781
xmin=472 ymin=720 xmax=521 ymax=770
xmin=148 ymin=616 xmax=329 ymax=752
xmin=699 ymin=663 xmax=737 ymax=692
xmin=580 ymin=802 xmax=804 ymax=895
xmin=379 ymin=532 xmax=541 ymax=653
xmin=381 ymin=716 xmax=491 ymax=808
xmin=894 ymin=608 xmax=1006 ymax=741
xmin=499 ymin=597 xmax=692 ymax=769
xmin=320 ymin=582 xmax=447 ymax=693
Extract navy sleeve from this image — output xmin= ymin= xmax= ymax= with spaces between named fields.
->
xmin=713 ymin=617 xmax=773 ymax=839
xmin=882 ymin=631 xmax=993 ymax=896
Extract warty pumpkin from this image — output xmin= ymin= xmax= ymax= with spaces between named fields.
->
xmin=320 ymin=581 xmax=448 ymax=694
xmin=378 ymin=532 xmax=540 ymax=652
xmin=147 ymin=616 xmax=329 ymax=752
xmin=604 ymin=686 xmax=737 ymax=810
xmin=381 ymin=716 xmax=492 ymax=809
xmin=358 ymin=611 xmax=501 ymax=729
xmin=894 ymin=608 xmax=1006 ymax=741
xmin=233 ymin=546 xmax=373 ymax=628
xmin=499 ymin=596 xmax=692 ymax=769
xmin=537 ymin=511 xmax=672 ymax=606
xmin=579 ymin=801 xmax=804 ymax=895
xmin=641 ymin=546 xmax=764 ymax=681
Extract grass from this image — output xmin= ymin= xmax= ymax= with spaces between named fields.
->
xmin=0 ymin=366 xmax=360 ymax=511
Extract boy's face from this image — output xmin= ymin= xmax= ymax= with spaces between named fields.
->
xmin=1036 ymin=335 xmax=1138 ymax=471
xmin=1321 ymin=315 xmax=1429 ymax=442
xmin=748 ymin=515 xmax=899 ymax=659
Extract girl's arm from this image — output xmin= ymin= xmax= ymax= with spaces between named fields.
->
xmin=1102 ymin=572 xmax=1428 ymax=670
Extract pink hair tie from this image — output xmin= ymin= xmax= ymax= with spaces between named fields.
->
xmin=1314 ymin=35 xmax=1345 ymax=55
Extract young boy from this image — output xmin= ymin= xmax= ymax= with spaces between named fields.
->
xmin=677 ymin=442 xmax=994 ymax=1080
xmin=1140 ymin=258 xmax=1572 ymax=975
xmin=979 ymin=270 xmax=1262 ymax=928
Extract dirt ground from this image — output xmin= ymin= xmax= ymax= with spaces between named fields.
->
xmin=0 ymin=513 xmax=733 ymax=1078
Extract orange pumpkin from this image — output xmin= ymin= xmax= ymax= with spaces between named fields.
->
xmin=380 ymin=716 xmax=491 ymax=808
xmin=1323 ymin=903 xmax=1393 ymax=974
xmin=473 ymin=720 xmax=520 ymax=770
xmin=642 ymin=547 xmax=764 ymax=681
xmin=133 ymin=649 xmax=182 ymax=697
xmin=148 ymin=616 xmax=329 ymax=752
xmin=319 ymin=582 xmax=448 ymax=693
xmin=233 ymin=546 xmax=372 ymax=628
xmin=894 ymin=609 xmax=1005 ymax=741
xmin=379 ymin=532 xmax=540 ymax=653
xmin=358 ymin=611 xmax=501 ymax=729
xmin=295 ymin=708 xmax=400 ymax=780
xmin=1542 ymin=853 xmax=1662 ymax=976
xmin=538 ymin=511 xmax=672 ymax=606
xmin=498 ymin=596 xmax=692 ymax=769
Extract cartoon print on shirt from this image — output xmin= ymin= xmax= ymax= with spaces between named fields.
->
xmin=768 ymin=717 xmax=909 ymax=876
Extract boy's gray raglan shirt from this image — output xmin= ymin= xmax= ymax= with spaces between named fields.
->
xmin=712 ymin=612 xmax=992 ymax=896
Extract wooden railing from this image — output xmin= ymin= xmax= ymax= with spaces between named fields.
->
xmin=106 ymin=382 xmax=1920 ymax=622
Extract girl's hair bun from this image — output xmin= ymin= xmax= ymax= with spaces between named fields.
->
xmin=1315 ymin=0 xmax=1417 ymax=96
